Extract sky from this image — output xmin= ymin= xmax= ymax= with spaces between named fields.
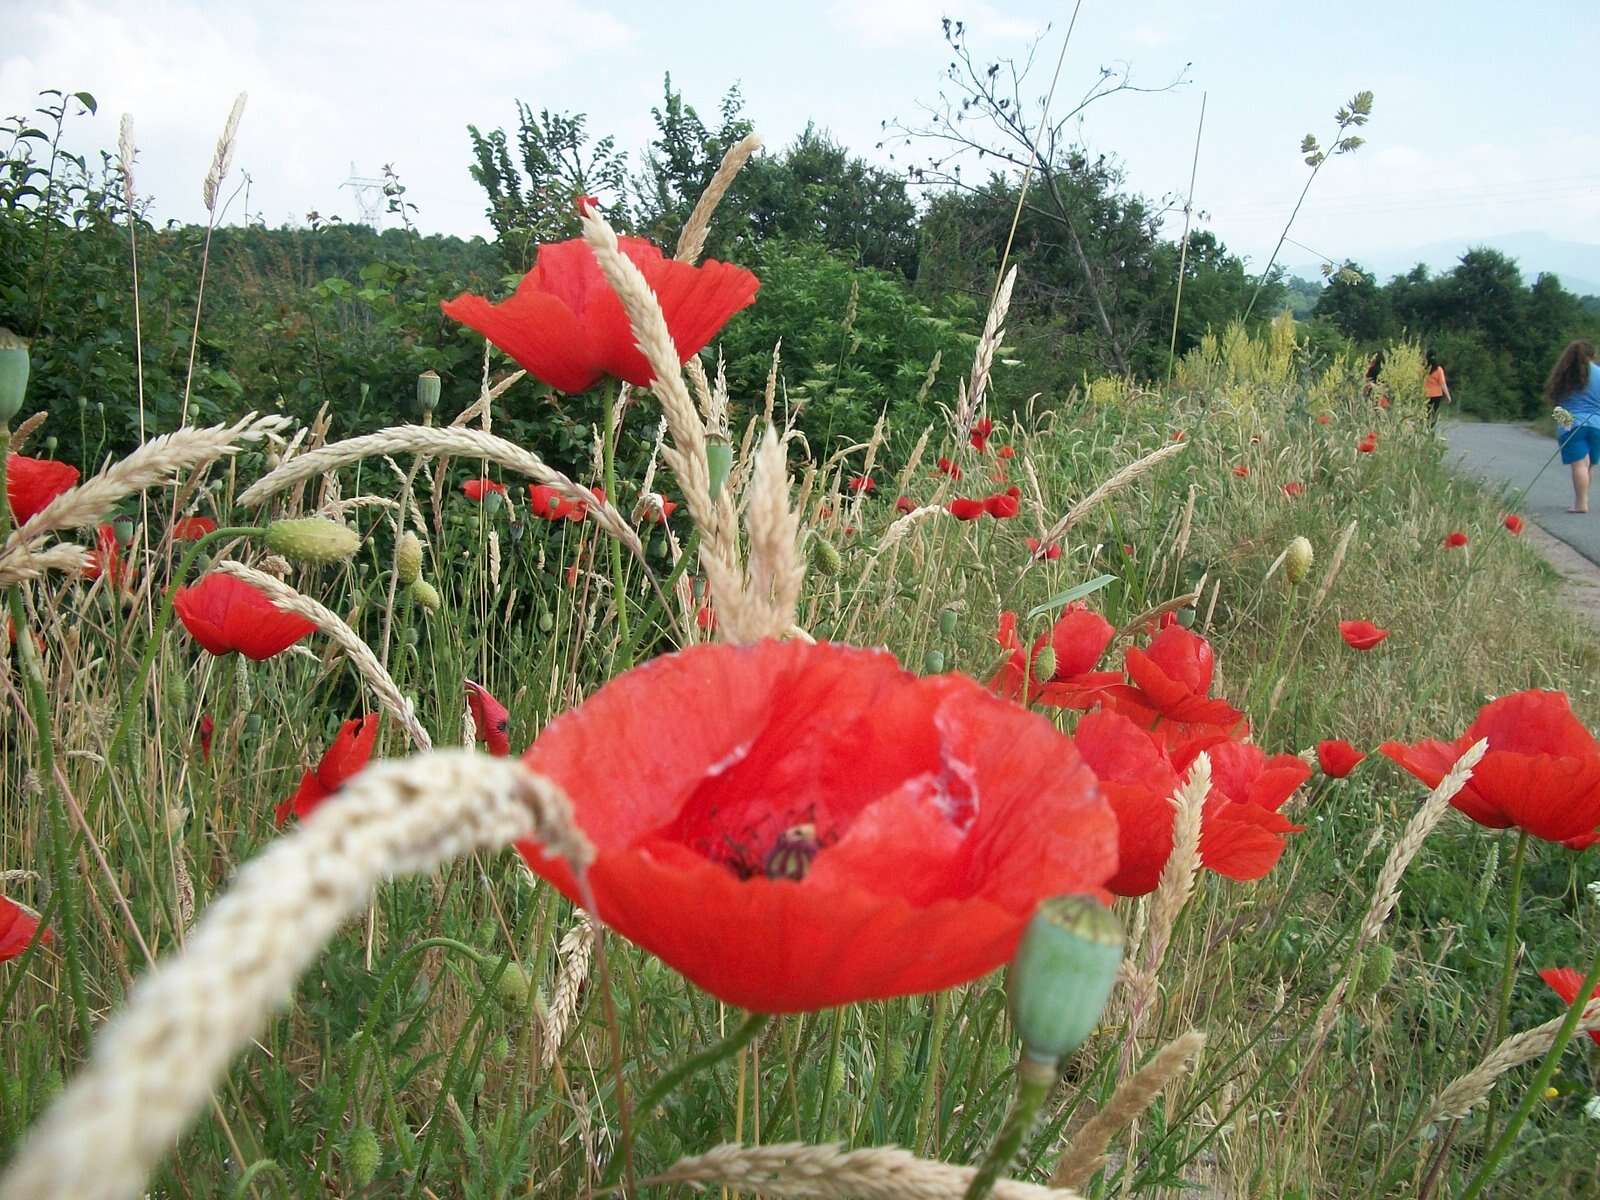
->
xmin=3 ymin=0 xmax=1597 ymax=276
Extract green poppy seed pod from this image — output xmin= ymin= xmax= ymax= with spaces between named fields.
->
xmin=923 ymin=648 xmax=946 ymax=674
xmin=538 ymin=610 xmax=554 ymax=634
xmin=265 ymin=517 xmax=361 ymax=565
xmin=112 ymin=518 xmax=135 ymax=547
xmin=395 ymin=531 xmax=423 ymax=585
xmin=1177 ymin=607 xmax=1196 ymax=628
xmin=345 ymin=1124 xmax=381 ymax=1187
xmin=75 ymin=394 xmax=87 ymax=411
xmin=496 ymin=963 xmax=532 ymax=1013
xmin=416 ymin=370 xmax=441 ymax=418
xmin=410 ymin=578 xmax=441 ymax=613
xmin=1031 ymin=645 xmax=1057 ymax=682
xmin=1006 ymin=895 xmax=1124 ymax=1067
xmin=707 ymin=435 xmax=733 ymax=500
xmin=44 ymin=435 xmax=56 ymax=455
xmin=1285 ymin=536 xmax=1314 ymax=586
xmin=812 ymin=536 xmax=842 ymax=577
xmin=939 ymin=607 xmax=959 ymax=637
xmin=483 ymin=489 xmax=504 ymax=517
xmin=0 ymin=328 xmax=29 ymax=426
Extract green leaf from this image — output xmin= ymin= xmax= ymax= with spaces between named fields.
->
xmin=1026 ymin=574 xmax=1117 ymax=621
xmin=73 ymin=92 xmax=97 ymax=114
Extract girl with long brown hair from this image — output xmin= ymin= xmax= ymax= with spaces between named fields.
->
xmin=1546 ymin=339 xmax=1600 ymax=513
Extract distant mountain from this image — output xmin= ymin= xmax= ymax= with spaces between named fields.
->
xmin=1289 ymin=232 xmax=1600 ymax=298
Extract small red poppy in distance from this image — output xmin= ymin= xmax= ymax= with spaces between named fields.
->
xmin=198 ymin=714 xmax=214 ymax=763
xmin=0 ymin=895 xmax=50 ymax=963
xmin=275 ymin=714 xmax=380 ymax=826
xmin=6 ymin=453 xmax=78 ymax=525
xmin=1317 ymin=739 xmax=1366 ymax=778
xmin=695 ymin=601 xmax=715 ymax=631
xmin=1105 ymin=625 xmax=1246 ymax=734
xmin=895 ymin=495 xmax=916 ymax=515
xmin=1170 ymin=430 xmax=1186 ymax=442
xmin=969 ymin=417 xmax=993 ymax=453
xmin=1443 ymin=531 xmax=1469 ymax=548
xmin=1338 ymin=619 xmax=1390 ymax=651
xmin=82 ymin=523 xmax=129 ymax=589
xmin=1381 ymin=690 xmax=1600 ymax=845
xmin=174 ymin=573 xmax=316 ymax=660
xmin=997 ymin=445 xmax=1016 ymax=459
xmin=528 ymin=483 xmax=594 ymax=521
xmin=1232 ymin=465 xmax=1249 ymax=478
xmin=848 ymin=475 xmax=875 ymax=494
xmin=172 ymin=515 xmax=217 ymax=541
xmin=517 ymin=639 xmax=1118 ymax=1012
xmin=1503 ymin=514 xmax=1525 ymax=535
xmin=464 ymin=680 xmax=511 ymax=757
xmin=637 ymin=493 xmax=678 ymax=523
xmin=984 ymin=486 xmax=1021 ymax=519
xmin=947 ymin=497 xmax=986 ymax=521
xmin=1357 ymin=433 xmax=1378 ymax=453
xmin=462 ymin=478 xmax=507 ymax=502
xmin=442 ymin=233 xmax=758 ymax=393
xmin=1316 ymin=414 xmax=1333 ymax=425
xmin=935 ymin=457 xmax=963 ymax=481
xmin=1282 ymin=482 xmax=1306 ymax=498
xmin=1538 ymin=968 xmax=1600 ymax=1045
xmin=988 ymin=605 xmax=1121 ymax=710
xmin=1026 ymin=537 xmax=1061 ymax=561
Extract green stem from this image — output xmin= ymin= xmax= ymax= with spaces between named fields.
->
xmin=601 ymin=387 xmax=631 ymax=664
xmin=814 ymin=1006 xmax=846 ymax=1139
xmin=618 ymin=527 xmax=699 ymax=664
xmin=1461 ymin=941 xmax=1600 ymax=1200
xmin=1482 ymin=828 xmax=1528 ymax=1151
xmin=915 ymin=991 xmax=950 ymax=1154
xmin=963 ymin=1057 xmax=1054 ymax=1200
xmin=599 ymin=1010 xmax=769 ymax=1188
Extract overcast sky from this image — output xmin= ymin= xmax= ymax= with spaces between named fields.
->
xmin=4 ymin=0 xmax=1596 ymax=272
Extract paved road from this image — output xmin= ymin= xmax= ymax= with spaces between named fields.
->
xmin=1444 ymin=421 xmax=1600 ymax=566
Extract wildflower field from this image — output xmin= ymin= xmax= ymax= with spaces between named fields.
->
xmin=4 ymin=123 xmax=1600 ymax=1200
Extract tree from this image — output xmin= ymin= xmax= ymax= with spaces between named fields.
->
xmin=1312 ymin=263 xmax=1393 ymax=344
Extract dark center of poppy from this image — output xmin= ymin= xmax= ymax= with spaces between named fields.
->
xmin=762 ymin=824 xmax=820 ymax=881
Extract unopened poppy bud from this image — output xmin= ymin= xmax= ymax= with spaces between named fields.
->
xmin=416 ymin=370 xmax=441 ymax=418
xmin=764 ymin=824 xmax=819 ymax=881
xmin=1177 ymin=607 xmax=1196 ymax=628
xmin=490 ymin=1032 xmax=511 ymax=1062
xmin=1031 ymin=646 xmax=1057 ymax=682
xmin=411 ymin=578 xmax=441 ymax=613
xmin=483 ymin=489 xmax=504 ymax=517
xmin=1006 ymin=896 xmax=1123 ymax=1066
xmin=812 ymin=536 xmax=842 ymax=576
xmin=1352 ymin=943 xmax=1395 ymax=1004
xmin=44 ymin=435 xmax=56 ymax=455
xmin=495 ymin=962 xmax=532 ymax=1013
xmin=707 ymin=435 xmax=733 ymax=500
xmin=266 ymin=517 xmax=361 ymax=565
xmin=396 ymin=531 xmax=423 ymax=585
xmin=923 ymin=648 xmax=946 ymax=673
xmin=0 ymin=327 xmax=29 ymax=425
xmin=939 ymin=607 xmax=959 ymax=636
xmin=344 ymin=1124 xmax=381 ymax=1187
xmin=112 ymin=518 xmax=135 ymax=546
xmin=1285 ymin=536 xmax=1314 ymax=585
xmin=538 ymin=610 xmax=554 ymax=634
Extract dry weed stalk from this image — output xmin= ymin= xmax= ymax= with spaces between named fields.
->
xmin=1035 ymin=441 xmax=1187 ymax=555
xmin=1052 ymin=1030 xmax=1207 ymax=1190
xmin=1422 ymin=1000 xmax=1600 ymax=1124
xmin=8 ymin=410 xmax=48 ymax=452
xmin=956 ymin=265 xmax=1017 ymax=441
xmin=675 ymin=132 xmax=763 ymax=264
xmin=741 ymin=426 xmax=804 ymax=640
xmin=212 ymin=560 xmax=432 ymax=750
xmin=541 ymin=911 xmax=597 ymax=1069
xmin=201 ymin=93 xmax=246 ymax=213
xmin=450 ymin=364 xmax=525 ymax=430
xmin=640 ymin=1140 xmax=1078 ymax=1200
xmin=1115 ymin=586 xmax=1205 ymax=643
xmin=0 ymin=753 xmax=592 ymax=1200
xmin=0 ymin=543 xmax=91 ymax=588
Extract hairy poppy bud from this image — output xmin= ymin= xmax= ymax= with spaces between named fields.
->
xmin=266 ymin=517 xmax=361 ymax=565
xmin=923 ymin=648 xmax=946 ymax=673
xmin=1031 ymin=646 xmax=1057 ymax=682
xmin=495 ymin=962 xmax=532 ymax=1013
xmin=707 ymin=435 xmax=733 ymax=500
xmin=1177 ymin=607 xmax=1196 ymax=628
xmin=410 ymin=578 xmax=441 ymax=613
xmin=939 ymin=607 xmax=959 ymax=637
xmin=812 ymin=536 xmax=842 ymax=576
xmin=0 ymin=328 xmax=29 ymax=425
xmin=416 ymin=370 xmax=441 ymax=418
xmin=344 ymin=1124 xmax=381 ymax=1187
xmin=538 ymin=610 xmax=554 ymax=634
xmin=112 ymin=518 xmax=135 ymax=547
xmin=1006 ymin=896 xmax=1123 ymax=1067
xmin=1285 ymin=536 xmax=1314 ymax=585
xmin=1352 ymin=943 xmax=1395 ymax=1004
xmin=396 ymin=531 xmax=422 ymax=585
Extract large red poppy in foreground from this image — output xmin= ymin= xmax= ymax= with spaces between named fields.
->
xmin=174 ymin=573 xmax=316 ymax=660
xmin=1106 ymin=625 xmax=1245 ymax=733
xmin=275 ymin=714 xmax=379 ymax=826
xmin=517 ymin=639 xmax=1118 ymax=1012
xmin=6 ymin=453 xmax=78 ymax=524
xmin=1380 ymin=690 xmax=1600 ymax=845
xmin=442 ymin=237 xmax=758 ymax=393
xmin=1539 ymin=967 xmax=1600 ymax=1045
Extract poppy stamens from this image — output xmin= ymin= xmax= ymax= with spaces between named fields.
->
xmin=763 ymin=824 xmax=820 ymax=881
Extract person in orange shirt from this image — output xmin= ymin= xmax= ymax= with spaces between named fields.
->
xmin=1424 ymin=350 xmax=1451 ymax=424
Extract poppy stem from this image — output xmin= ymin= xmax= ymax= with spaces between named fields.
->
xmin=598 ymin=1009 xmax=769 ymax=1188
xmin=619 ymin=527 xmax=700 ymax=663
xmin=962 ymin=1056 xmax=1055 ymax=1200
xmin=1460 ymin=940 xmax=1600 ymax=1200
xmin=600 ymin=385 xmax=632 ymax=662
xmin=1481 ymin=827 xmax=1527 ymax=1153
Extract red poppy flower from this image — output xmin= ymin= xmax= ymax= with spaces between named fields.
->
xmin=442 ymin=236 xmax=758 ymax=393
xmin=0 ymin=895 xmax=49 ymax=963
xmin=947 ymin=497 xmax=986 ymax=521
xmin=462 ymin=479 xmax=507 ymax=502
xmin=638 ymin=493 xmax=678 ymax=523
xmin=275 ymin=714 xmax=380 ymax=826
xmin=1170 ymin=430 xmax=1186 ymax=442
xmin=970 ymin=418 xmax=993 ymax=453
xmin=1357 ymin=433 xmax=1378 ymax=453
xmin=984 ymin=486 xmax=1021 ymax=519
xmin=1338 ymin=620 xmax=1389 ymax=651
xmin=1380 ymin=690 xmax=1600 ymax=844
xmin=1378 ymin=396 xmax=1391 ymax=409
xmin=465 ymin=680 xmax=510 ymax=757
xmin=895 ymin=495 xmax=916 ymax=515
xmin=6 ymin=454 xmax=78 ymax=525
xmin=565 ymin=563 xmax=581 ymax=587
xmin=695 ymin=601 xmax=715 ymax=631
xmin=1504 ymin=514 xmax=1525 ymax=535
xmin=997 ymin=445 xmax=1016 ymax=459
xmin=1538 ymin=968 xmax=1600 ymax=1044
xmin=82 ymin=523 xmax=129 ymax=589
xmin=988 ymin=606 xmax=1121 ymax=709
xmin=1105 ymin=626 xmax=1245 ymax=733
xmin=1026 ymin=537 xmax=1061 ymax=561
xmin=198 ymin=714 xmax=214 ymax=763
xmin=1317 ymin=739 xmax=1365 ymax=778
xmin=1282 ymin=482 xmax=1306 ymax=498
xmin=172 ymin=515 xmax=217 ymax=541
xmin=517 ymin=639 xmax=1117 ymax=1012
xmin=848 ymin=475 xmax=876 ymax=494
xmin=528 ymin=483 xmax=584 ymax=521
xmin=174 ymin=573 xmax=316 ymax=660
xmin=1316 ymin=414 xmax=1332 ymax=425
xmin=1443 ymin=531 xmax=1468 ymax=549
xmin=935 ymin=457 xmax=963 ymax=481
xmin=1232 ymin=465 xmax=1249 ymax=478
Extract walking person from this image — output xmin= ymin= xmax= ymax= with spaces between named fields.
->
xmin=1547 ymin=339 xmax=1600 ymax=514
xmin=1424 ymin=350 xmax=1452 ymax=425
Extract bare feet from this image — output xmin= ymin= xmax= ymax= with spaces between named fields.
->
xmin=1569 ymin=506 xmax=1588 ymax=514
